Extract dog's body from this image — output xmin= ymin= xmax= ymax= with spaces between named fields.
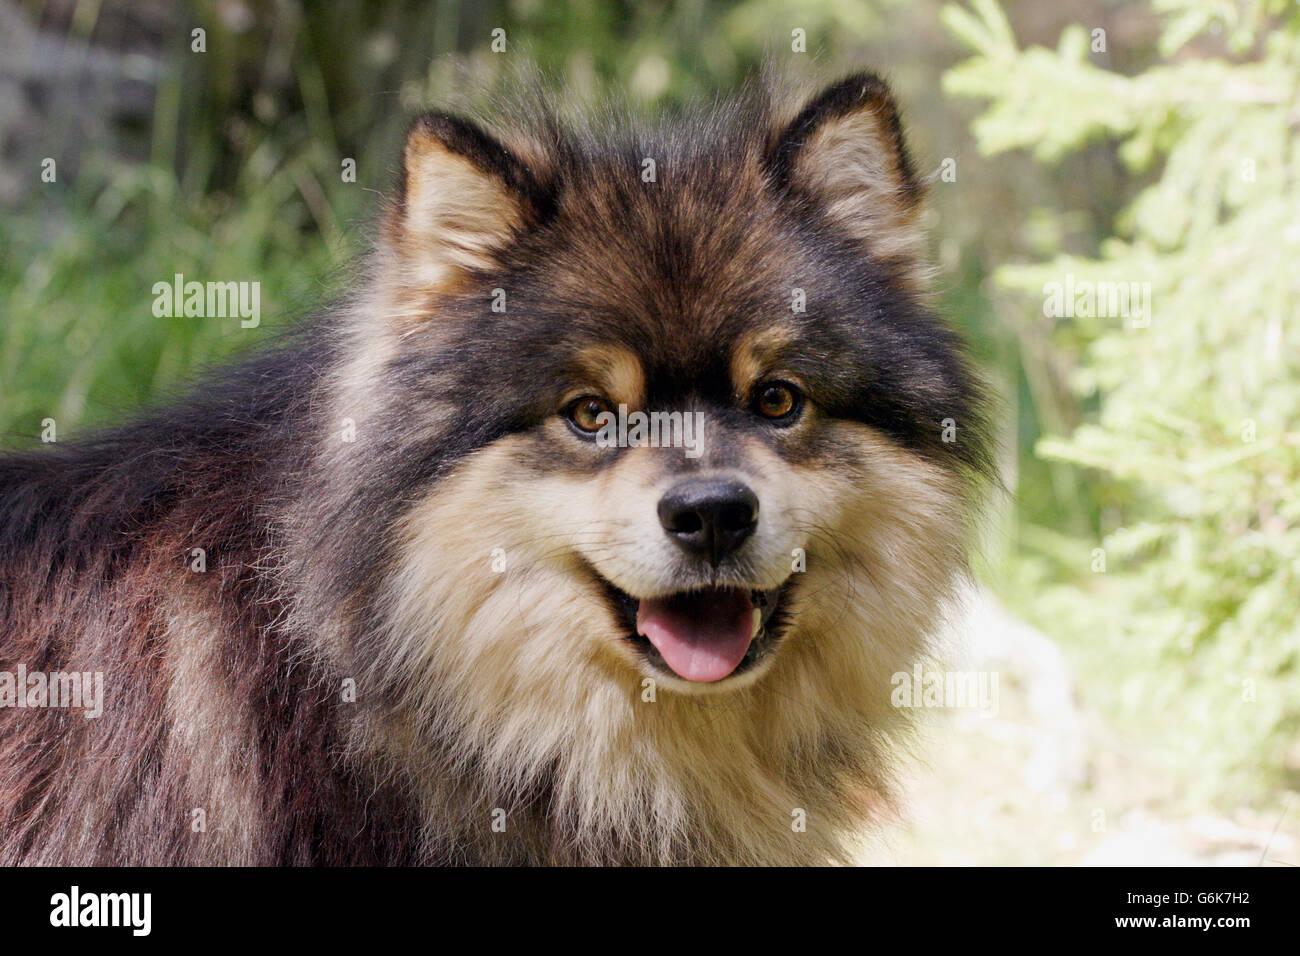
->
xmin=0 ymin=73 xmax=988 ymax=865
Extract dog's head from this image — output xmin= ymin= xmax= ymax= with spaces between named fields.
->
xmin=329 ymin=74 xmax=989 ymax=709
xmin=304 ymin=72 xmax=994 ymax=860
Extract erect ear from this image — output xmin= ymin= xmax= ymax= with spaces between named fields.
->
xmin=767 ymin=73 xmax=927 ymax=282
xmin=386 ymin=113 xmax=547 ymax=289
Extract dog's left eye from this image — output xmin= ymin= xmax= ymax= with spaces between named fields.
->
xmin=564 ymin=396 xmax=613 ymax=434
xmin=752 ymin=382 xmax=802 ymax=423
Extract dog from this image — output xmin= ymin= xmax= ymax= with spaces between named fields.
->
xmin=0 ymin=71 xmax=990 ymax=865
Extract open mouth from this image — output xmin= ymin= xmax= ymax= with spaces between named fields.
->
xmin=601 ymin=580 xmax=791 ymax=683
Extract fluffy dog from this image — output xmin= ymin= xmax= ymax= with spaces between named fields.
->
xmin=0 ymin=72 xmax=989 ymax=864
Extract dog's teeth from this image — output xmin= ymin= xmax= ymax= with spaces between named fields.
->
xmin=751 ymin=606 xmax=762 ymax=639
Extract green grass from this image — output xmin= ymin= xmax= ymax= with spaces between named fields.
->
xmin=1 ymin=158 xmax=356 ymax=443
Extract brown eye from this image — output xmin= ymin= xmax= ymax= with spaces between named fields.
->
xmin=753 ymin=382 xmax=802 ymax=422
xmin=565 ymin=396 xmax=613 ymax=434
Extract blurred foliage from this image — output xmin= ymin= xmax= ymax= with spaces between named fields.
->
xmin=947 ymin=0 xmax=1300 ymax=801
xmin=1 ymin=0 xmax=1294 ymax=808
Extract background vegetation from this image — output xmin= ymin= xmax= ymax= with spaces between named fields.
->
xmin=2 ymin=0 xmax=1295 ymax=861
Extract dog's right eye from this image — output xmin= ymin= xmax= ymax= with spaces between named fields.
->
xmin=564 ymin=396 xmax=613 ymax=435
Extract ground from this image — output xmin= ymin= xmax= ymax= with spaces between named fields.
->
xmin=855 ymin=592 xmax=1299 ymax=866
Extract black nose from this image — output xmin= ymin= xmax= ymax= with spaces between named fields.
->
xmin=657 ymin=479 xmax=759 ymax=566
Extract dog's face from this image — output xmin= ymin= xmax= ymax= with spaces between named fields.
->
xmin=341 ymin=75 xmax=987 ymax=709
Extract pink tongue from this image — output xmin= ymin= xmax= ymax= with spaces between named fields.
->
xmin=636 ymin=588 xmax=755 ymax=683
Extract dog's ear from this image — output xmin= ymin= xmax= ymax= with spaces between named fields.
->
xmin=386 ymin=113 xmax=547 ymax=288
xmin=767 ymin=74 xmax=927 ymax=281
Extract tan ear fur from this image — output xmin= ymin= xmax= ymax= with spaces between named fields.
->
xmin=772 ymin=74 xmax=929 ymax=286
xmin=386 ymin=115 xmax=533 ymax=291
